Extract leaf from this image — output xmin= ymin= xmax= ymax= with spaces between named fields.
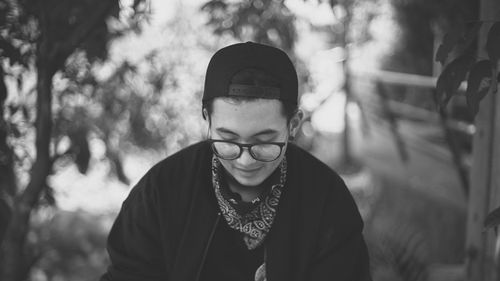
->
xmin=329 ymin=0 xmax=338 ymax=8
xmin=108 ymin=152 xmax=129 ymax=185
xmin=22 ymin=105 xmax=30 ymax=120
xmin=43 ymin=185 xmax=56 ymax=206
xmin=69 ymin=128 xmax=91 ymax=174
xmin=484 ymin=206 xmax=500 ymax=232
xmin=466 ymin=60 xmax=493 ymax=117
xmin=110 ymin=0 xmax=120 ymax=18
xmin=486 ymin=22 xmax=500 ymax=63
xmin=201 ymin=0 xmax=228 ymax=13
xmin=8 ymin=105 xmax=19 ymax=115
xmin=11 ymin=124 xmax=21 ymax=138
xmin=132 ymin=0 xmax=143 ymax=11
xmin=75 ymin=136 xmax=90 ymax=174
xmin=435 ymin=54 xmax=474 ymax=110
xmin=461 ymin=21 xmax=482 ymax=53
xmin=17 ymin=75 xmax=23 ymax=93
xmin=0 ymin=66 xmax=6 ymax=103
xmin=0 ymin=39 xmax=22 ymax=65
xmin=81 ymin=24 xmax=109 ymax=62
xmin=436 ymin=24 xmax=463 ymax=65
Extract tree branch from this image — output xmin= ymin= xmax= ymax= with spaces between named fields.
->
xmin=20 ymin=62 xmax=53 ymax=209
xmin=49 ymin=0 xmax=119 ymax=71
xmin=20 ymin=0 xmax=121 ymax=208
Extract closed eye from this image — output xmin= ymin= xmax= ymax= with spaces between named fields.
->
xmin=214 ymin=128 xmax=239 ymax=140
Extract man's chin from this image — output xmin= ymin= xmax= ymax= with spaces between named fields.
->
xmin=220 ymin=164 xmax=271 ymax=188
xmin=232 ymin=175 xmax=264 ymax=188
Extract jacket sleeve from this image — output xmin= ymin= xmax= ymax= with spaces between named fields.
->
xmin=308 ymin=176 xmax=372 ymax=281
xmin=100 ymin=170 xmax=168 ymax=281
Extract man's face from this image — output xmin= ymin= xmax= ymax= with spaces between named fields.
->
xmin=209 ymin=98 xmax=289 ymax=187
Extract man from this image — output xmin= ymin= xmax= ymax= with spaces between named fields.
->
xmin=100 ymin=41 xmax=371 ymax=281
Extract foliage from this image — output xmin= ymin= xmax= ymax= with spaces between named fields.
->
xmin=0 ymin=0 xmax=149 ymax=280
xmin=435 ymin=53 xmax=475 ymax=110
xmin=1 ymin=0 xmax=224 ymax=278
xmin=484 ymin=206 xmax=500 ymax=234
xmin=201 ymin=0 xmax=296 ymax=52
xmin=2 ymin=0 xmax=150 ymax=185
xmin=435 ymin=21 xmax=500 ymax=117
xmin=387 ymin=0 xmax=477 ymax=76
xmin=370 ymin=226 xmax=429 ymax=281
xmin=378 ymin=0 xmax=478 ymax=139
xmin=435 ymin=22 xmax=482 ymax=65
xmin=465 ymin=59 xmax=493 ymax=116
xmin=435 ymin=13 xmax=500 ymax=237
xmin=30 ymin=210 xmax=110 ymax=281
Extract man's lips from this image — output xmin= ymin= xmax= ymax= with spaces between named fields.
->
xmin=235 ymin=166 xmax=262 ymax=173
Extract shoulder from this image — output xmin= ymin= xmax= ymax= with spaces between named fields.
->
xmin=146 ymin=140 xmax=212 ymax=186
xmin=286 ymin=143 xmax=362 ymax=224
xmin=153 ymin=140 xmax=211 ymax=173
xmin=124 ymin=140 xmax=211 ymax=206
xmin=286 ymin=143 xmax=345 ymax=188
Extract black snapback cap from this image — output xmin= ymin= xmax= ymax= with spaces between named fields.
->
xmin=202 ymin=41 xmax=298 ymax=105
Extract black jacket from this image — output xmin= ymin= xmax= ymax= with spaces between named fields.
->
xmin=100 ymin=141 xmax=371 ymax=281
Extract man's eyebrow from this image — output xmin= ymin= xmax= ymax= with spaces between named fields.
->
xmin=215 ymin=127 xmax=239 ymax=136
xmin=215 ymin=127 xmax=280 ymax=137
xmin=252 ymin=129 xmax=280 ymax=136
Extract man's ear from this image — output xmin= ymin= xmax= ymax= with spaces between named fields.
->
xmin=288 ymin=109 xmax=304 ymax=138
xmin=202 ymin=108 xmax=212 ymax=139
xmin=202 ymin=108 xmax=209 ymax=122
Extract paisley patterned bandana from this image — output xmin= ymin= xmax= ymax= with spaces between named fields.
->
xmin=211 ymin=156 xmax=287 ymax=250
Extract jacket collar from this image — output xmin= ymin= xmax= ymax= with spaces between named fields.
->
xmin=169 ymin=141 xmax=328 ymax=281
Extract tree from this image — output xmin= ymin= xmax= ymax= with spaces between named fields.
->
xmin=201 ymin=0 xmax=297 ymax=52
xmin=434 ymin=0 xmax=500 ymax=279
xmin=325 ymin=0 xmax=366 ymax=171
xmin=0 ymin=1 xmax=148 ymax=280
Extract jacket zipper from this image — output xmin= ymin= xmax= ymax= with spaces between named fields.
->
xmin=195 ymin=212 xmax=221 ymax=281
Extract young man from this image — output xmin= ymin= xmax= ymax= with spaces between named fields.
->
xmin=100 ymin=42 xmax=371 ymax=281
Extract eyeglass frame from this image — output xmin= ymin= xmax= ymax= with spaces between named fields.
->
xmin=208 ymin=139 xmax=287 ymax=162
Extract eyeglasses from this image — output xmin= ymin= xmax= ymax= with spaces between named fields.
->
xmin=209 ymin=139 xmax=287 ymax=162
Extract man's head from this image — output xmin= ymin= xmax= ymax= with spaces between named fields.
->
xmin=202 ymin=42 xmax=302 ymax=187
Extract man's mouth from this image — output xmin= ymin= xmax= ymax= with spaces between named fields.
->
xmin=235 ymin=167 xmax=262 ymax=174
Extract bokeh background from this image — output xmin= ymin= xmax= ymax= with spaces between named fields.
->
xmin=0 ymin=0 xmax=493 ymax=280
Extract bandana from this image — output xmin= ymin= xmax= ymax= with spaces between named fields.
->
xmin=211 ymin=156 xmax=287 ymax=250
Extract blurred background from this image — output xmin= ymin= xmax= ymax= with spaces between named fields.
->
xmin=0 ymin=0 xmax=488 ymax=280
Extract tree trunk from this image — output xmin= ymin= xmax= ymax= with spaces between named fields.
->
xmin=465 ymin=1 xmax=500 ymax=280
xmin=339 ymin=6 xmax=358 ymax=172
xmin=341 ymin=55 xmax=354 ymax=167
xmin=0 ymin=67 xmax=15 ymax=244
xmin=0 ymin=3 xmax=119 ymax=279
xmin=0 ymin=41 xmax=55 ymax=281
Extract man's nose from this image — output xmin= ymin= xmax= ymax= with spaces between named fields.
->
xmin=236 ymin=147 xmax=257 ymax=165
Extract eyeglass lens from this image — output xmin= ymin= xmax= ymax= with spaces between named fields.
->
xmin=212 ymin=142 xmax=282 ymax=161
